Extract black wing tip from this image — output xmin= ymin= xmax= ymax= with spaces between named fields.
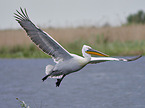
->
xmin=127 ymin=55 xmax=142 ymax=61
xmin=14 ymin=7 xmax=29 ymax=22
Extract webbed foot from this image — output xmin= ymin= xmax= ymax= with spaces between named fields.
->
xmin=42 ymin=74 xmax=49 ymax=81
xmin=56 ymin=79 xmax=61 ymax=87
xmin=55 ymin=74 xmax=66 ymax=87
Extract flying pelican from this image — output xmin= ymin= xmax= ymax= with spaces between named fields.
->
xmin=14 ymin=8 xmax=142 ymax=87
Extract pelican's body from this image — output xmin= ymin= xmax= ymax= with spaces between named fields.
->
xmin=56 ymin=55 xmax=86 ymax=73
xmin=14 ymin=8 xmax=142 ymax=87
xmin=48 ymin=54 xmax=88 ymax=76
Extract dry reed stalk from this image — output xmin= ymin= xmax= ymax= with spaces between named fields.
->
xmin=0 ymin=25 xmax=145 ymax=48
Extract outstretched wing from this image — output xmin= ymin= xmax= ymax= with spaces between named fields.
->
xmin=89 ymin=55 xmax=142 ymax=64
xmin=14 ymin=8 xmax=72 ymax=63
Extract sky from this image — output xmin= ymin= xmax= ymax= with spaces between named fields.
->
xmin=0 ymin=0 xmax=145 ymax=29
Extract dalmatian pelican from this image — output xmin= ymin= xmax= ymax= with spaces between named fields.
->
xmin=14 ymin=8 xmax=142 ymax=87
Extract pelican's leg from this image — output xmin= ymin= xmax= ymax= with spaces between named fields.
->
xmin=56 ymin=74 xmax=66 ymax=87
xmin=42 ymin=71 xmax=54 ymax=81
xmin=42 ymin=74 xmax=50 ymax=81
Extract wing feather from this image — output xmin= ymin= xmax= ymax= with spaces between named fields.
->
xmin=89 ymin=55 xmax=142 ymax=64
xmin=14 ymin=8 xmax=72 ymax=63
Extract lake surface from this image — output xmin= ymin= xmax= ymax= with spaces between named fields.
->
xmin=0 ymin=57 xmax=145 ymax=108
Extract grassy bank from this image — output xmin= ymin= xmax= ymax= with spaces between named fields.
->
xmin=65 ymin=36 xmax=145 ymax=56
xmin=0 ymin=44 xmax=48 ymax=58
xmin=0 ymin=37 xmax=144 ymax=58
xmin=0 ymin=25 xmax=145 ymax=58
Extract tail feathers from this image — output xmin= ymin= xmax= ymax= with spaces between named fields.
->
xmin=45 ymin=65 xmax=54 ymax=75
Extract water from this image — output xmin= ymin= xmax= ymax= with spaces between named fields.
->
xmin=0 ymin=57 xmax=145 ymax=108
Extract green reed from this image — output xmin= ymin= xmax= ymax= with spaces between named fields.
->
xmin=0 ymin=35 xmax=144 ymax=58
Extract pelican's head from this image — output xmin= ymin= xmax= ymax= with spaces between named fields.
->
xmin=82 ymin=45 xmax=109 ymax=58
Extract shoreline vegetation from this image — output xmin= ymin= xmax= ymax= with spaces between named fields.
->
xmin=0 ymin=25 xmax=145 ymax=58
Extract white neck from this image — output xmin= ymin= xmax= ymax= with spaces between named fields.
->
xmin=82 ymin=49 xmax=91 ymax=61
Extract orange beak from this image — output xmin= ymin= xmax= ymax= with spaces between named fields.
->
xmin=86 ymin=49 xmax=109 ymax=57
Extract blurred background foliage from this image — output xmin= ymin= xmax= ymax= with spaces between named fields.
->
xmin=0 ymin=10 xmax=145 ymax=58
xmin=127 ymin=10 xmax=145 ymax=25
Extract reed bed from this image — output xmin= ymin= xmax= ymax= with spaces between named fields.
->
xmin=0 ymin=25 xmax=145 ymax=58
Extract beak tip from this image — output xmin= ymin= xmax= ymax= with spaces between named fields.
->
xmin=106 ymin=55 xmax=109 ymax=57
